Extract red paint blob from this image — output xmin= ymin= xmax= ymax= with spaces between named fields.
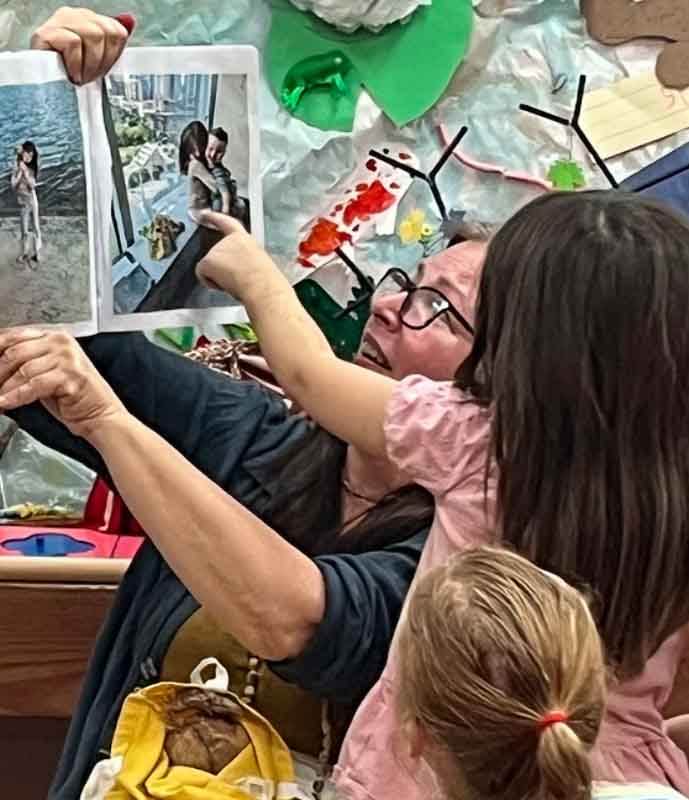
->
xmin=398 ymin=152 xmax=412 ymax=160
xmin=355 ymin=183 xmax=369 ymax=192
xmin=299 ymin=218 xmax=352 ymax=258
xmin=298 ymin=257 xmax=316 ymax=268
xmin=334 ymin=204 xmax=343 ymax=212
xmin=366 ymin=158 xmax=378 ymax=171
xmin=390 ymin=182 xmax=400 ymax=190
xmin=343 ymin=180 xmax=395 ymax=227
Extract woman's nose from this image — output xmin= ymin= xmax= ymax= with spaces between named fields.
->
xmin=371 ymin=291 xmax=405 ymax=330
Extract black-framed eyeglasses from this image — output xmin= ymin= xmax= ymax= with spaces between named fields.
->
xmin=374 ymin=267 xmax=474 ymax=335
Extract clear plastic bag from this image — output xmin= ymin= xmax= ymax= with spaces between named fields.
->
xmin=0 ymin=417 xmax=94 ymax=513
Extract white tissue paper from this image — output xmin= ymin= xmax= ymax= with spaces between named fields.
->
xmin=287 ymin=0 xmax=431 ymax=32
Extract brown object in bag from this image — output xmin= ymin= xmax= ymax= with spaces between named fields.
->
xmin=582 ymin=0 xmax=689 ymax=89
xmin=163 ymin=687 xmax=250 ymax=774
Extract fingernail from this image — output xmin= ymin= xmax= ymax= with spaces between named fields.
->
xmin=115 ymin=13 xmax=137 ymax=35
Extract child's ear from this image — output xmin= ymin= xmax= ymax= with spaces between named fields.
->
xmin=402 ymin=716 xmax=427 ymax=761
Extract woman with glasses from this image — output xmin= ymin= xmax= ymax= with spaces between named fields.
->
xmin=0 ymin=235 xmax=484 ymax=798
xmin=354 ymin=251 xmax=477 ymax=382
xmin=0 ymin=18 xmax=487 ymax=786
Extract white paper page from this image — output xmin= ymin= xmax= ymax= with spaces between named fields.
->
xmin=98 ymin=45 xmax=263 ymax=333
xmin=0 ymin=52 xmax=99 ymax=335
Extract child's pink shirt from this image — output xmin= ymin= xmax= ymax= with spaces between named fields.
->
xmin=334 ymin=376 xmax=496 ymax=800
xmin=334 ymin=375 xmax=689 ymax=800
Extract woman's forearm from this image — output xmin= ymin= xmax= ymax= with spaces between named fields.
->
xmin=88 ymin=411 xmax=326 ymax=660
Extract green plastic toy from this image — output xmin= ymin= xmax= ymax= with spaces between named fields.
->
xmin=281 ymin=50 xmax=354 ymax=112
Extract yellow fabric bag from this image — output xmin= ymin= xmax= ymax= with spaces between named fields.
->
xmin=102 ymin=658 xmax=308 ymax=800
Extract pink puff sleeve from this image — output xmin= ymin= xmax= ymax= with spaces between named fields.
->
xmin=383 ymin=375 xmax=492 ymax=498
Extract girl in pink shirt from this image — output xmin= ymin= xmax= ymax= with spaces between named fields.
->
xmin=202 ymin=190 xmax=689 ymax=799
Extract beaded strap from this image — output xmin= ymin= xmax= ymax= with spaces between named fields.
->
xmin=187 ymin=339 xmax=260 ymax=380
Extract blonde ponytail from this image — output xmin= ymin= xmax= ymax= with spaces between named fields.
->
xmin=397 ymin=548 xmax=606 ymax=800
xmin=537 ymin=717 xmax=592 ymax=800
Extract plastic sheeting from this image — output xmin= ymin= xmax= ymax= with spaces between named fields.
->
xmin=0 ymin=417 xmax=94 ymax=511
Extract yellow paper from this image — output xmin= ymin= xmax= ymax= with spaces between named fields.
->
xmin=579 ymin=72 xmax=689 ymax=160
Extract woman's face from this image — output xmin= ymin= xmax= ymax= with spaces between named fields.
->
xmin=354 ymin=241 xmax=485 ymax=382
xmin=20 ymin=149 xmax=32 ymax=164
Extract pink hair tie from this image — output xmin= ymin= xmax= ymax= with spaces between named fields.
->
xmin=538 ymin=710 xmax=569 ymax=731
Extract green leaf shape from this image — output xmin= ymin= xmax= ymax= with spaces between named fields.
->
xmin=547 ymin=159 xmax=587 ymax=191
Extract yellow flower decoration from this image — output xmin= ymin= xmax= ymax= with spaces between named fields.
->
xmin=399 ymin=209 xmax=427 ymax=244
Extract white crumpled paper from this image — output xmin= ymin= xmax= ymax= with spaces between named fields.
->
xmin=287 ymin=0 xmax=431 ymax=32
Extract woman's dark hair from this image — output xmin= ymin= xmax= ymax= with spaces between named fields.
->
xmin=21 ymin=141 xmax=39 ymax=179
xmin=178 ymin=121 xmax=209 ymax=175
xmin=266 ymin=423 xmax=434 ymax=557
xmin=457 ymin=190 xmax=689 ymax=679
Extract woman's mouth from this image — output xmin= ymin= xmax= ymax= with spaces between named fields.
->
xmin=357 ymin=334 xmax=391 ymax=371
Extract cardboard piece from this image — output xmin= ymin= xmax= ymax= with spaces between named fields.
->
xmin=582 ymin=0 xmax=689 ymax=89
xmin=656 ymin=41 xmax=689 ymax=89
xmin=578 ymin=71 xmax=689 ymax=160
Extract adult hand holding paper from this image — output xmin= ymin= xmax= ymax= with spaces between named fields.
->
xmin=31 ymin=7 xmax=134 ymax=85
xmin=0 ymin=328 xmax=127 ymax=440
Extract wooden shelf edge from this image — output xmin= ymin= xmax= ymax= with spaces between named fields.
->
xmin=0 ymin=557 xmax=129 ymax=584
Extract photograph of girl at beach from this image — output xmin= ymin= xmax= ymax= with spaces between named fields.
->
xmin=103 ymin=63 xmax=256 ymax=323
xmin=0 ymin=75 xmax=92 ymax=329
